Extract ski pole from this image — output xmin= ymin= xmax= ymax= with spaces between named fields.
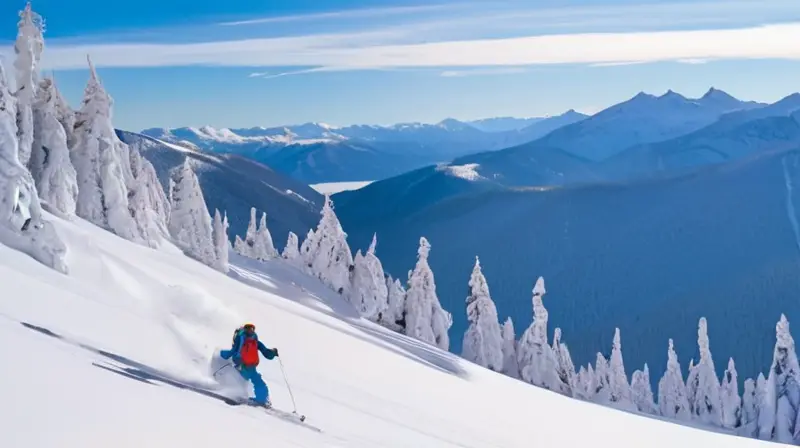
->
xmin=277 ymin=356 xmax=299 ymax=414
xmin=212 ymin=363 xmax=232 ymax=378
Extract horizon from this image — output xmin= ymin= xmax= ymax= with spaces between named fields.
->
xmin=2 ymin=0 xmax=800 ymax=130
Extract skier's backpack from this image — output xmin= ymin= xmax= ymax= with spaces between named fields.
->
xmin=240 ymin=337 xmax=260 ymax=367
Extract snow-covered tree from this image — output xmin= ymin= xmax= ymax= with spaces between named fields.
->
xmin=686 ymin=317 xmax=723 ymax=426
xmin=30 ymin=77 xmax=77 ymax=216
xmin=552 ymin=327 xmax=577 ymax=396
xmin=658 ymin=339 xmax=691 ymax=421
xmin=579 ymin=364 xmax=597 ymax=401
xmin=762 ymin=314 xmax=800 ymax=444
xmin=254 ymin=211 xmax=278 ymax=260
xmin=126 ymin=141 xmax=171 ymax=247
xmin=631 ymin=364 xmax=658 ymax=415
xmin=404 ymin=237 xmax=452 ymax=350
xmin=168 ymin=159 xmax=215 ymax=266
xmin=517 ymin=277 xmax=559 ymax=390
xmin=14 ymin=2 xmax=44 ymax=168
xmin=52 ymin=80 xmax=75 ymax=149
xmin=757 ymin=372 xmax=775 ymax=441
xmin=349 ymin=234 xmax=389 ymax=322
xmin=300 ymin=195 xmax=353 ymax=295
xmin=380 ymin=274 xmax=406 ymax=331
xmin=0 ymin=64 xmax=66 ymax=273
xmin=282 ymin=231 xmax=300 ymax=263
xmin=212 ymin=209 xmax=229 ymax=273
xmin=461 ymin=256 xmax=504 ymax=372
xmin=501 ymin=317 xmax=520 ymax=379
xmin=234 ymin=207 xmax=258 ymax=258
xmin=608 ymin=328 xmax=636 ymax=411
xmin=720 ymin=357 xmax=742 ymax=429
xmin=740 ymin=377 xmax=759 ymax=438
xmin=593 ymin=353 xmax=612 ymax=405
xmin=71 ymin=57 xmax=137 ymax=240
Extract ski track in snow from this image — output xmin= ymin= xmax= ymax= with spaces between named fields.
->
xmin=782 ymin=155 xmax=800 ymax=253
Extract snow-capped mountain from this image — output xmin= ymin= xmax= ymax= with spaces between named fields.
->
xmin=117 ymin=130 xmax=322 ymax=249
xmin=534 ymin=88 xmax=765 ymax=161
xmin=335 ymin=144 xmax=800 ymax=391
xmin=468 ymin=116 xmax=545 ymax=132
xmin=141 ymin=111 xmax=587 ymax=184
xmin=601 ymin=110 xmax=800 ymax=181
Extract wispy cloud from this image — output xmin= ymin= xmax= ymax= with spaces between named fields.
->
xmin=219 ymin=4 xmax=457 ymax=26
xmin=34 ymin=22 xmax=800 ymax=72
xmin=440 ymin=67 xmax=529 ymax=77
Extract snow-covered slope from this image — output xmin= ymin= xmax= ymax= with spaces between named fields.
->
xmin=336 ymin=145 xmax=800 ymax=390
xmin=468 ymin=116 xmax=544 ymax=132
xmin=0 ymin=211 xmax=768 ymax=447
xmin=117 ymin=130 xmax=322 ymax=250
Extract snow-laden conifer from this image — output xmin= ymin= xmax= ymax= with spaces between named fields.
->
xmin=501 ymin=317 xmax=520 ymax=379
xmin=30 ymin=77 xmax=77 ymax=215
xmin=234 ymin=207 xmax=258 ymax=258
xmin=763 ymin=314 xmax=800 ymax=444
xmin=720 ymin=357 xmax=742 ymax=429
xmin=14 ymin=2 xmax=44 ymax=168
xmin=127 ymin=141 xmax=170 ymax=247
xmin=0 ymin=64 xmax=66 ymax=273
xmin=282 ymin=231 xmax=300 ymax=263
xmin=461 ymin=256 xmax=503 ymax=371
xmin=212 ymin=209 xmax=229 ymax=273
xmin=608 ymin=328 xmax=636 ymax=410
xmin=300 ymin=195 xmax=353 ymax=295
xmin=404 ymin=237 xmax=452 ymax=350
xmin=253 ymin=211 xmax=278 ymax=260
xmin=517 ymin=277 xmax=559 ymax=390
xmin=71 ymin=57 xmax=137 ymax=240
xmin=552 ymin=328 xmax=577 ymax=396
xmin=349 ymin=234 xmax=389 ymax=321
xmin=685 ymin=317 xmax=723 ymax=426
xmin=593 ymin=353 xmax=612 ymax=405
xmin=757 ymin=372 xmax=775 ymax=440
xmin=168 ymin=159 xmax=215 ymax=266
xmin=658 ymin=339 xmax=691 ymax=421
xmin=739 ymin=377 xmax=759 ymax=438
xmin=380 ymin=275 xmax=406 ymax=331
xmin=631 ymin=364 xmax=658 ymax=415
xmin=52 ymin=81 xmax=75 ymax=149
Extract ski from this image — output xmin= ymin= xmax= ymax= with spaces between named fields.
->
xmin=236 ymin=399 xmax=321 ymax=432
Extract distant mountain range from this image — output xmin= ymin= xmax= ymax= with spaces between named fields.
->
xmin=140 ymin=110 xmax=588 ymax=184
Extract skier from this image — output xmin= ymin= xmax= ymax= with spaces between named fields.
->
xmin=220 ymin=323 xmax=279 ymax=407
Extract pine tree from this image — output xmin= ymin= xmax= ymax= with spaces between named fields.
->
xmin=757 ymin=372 xmax=775 ymax=440
xmin=404 ymin=237 xmax=451 ymax=350
xmin=349 ymin=234 xmax=389 ymax=321
xmin=740 ymin=377 xmax=759 ymax=438
xmin=552 ymin=328 xmax=577 ymax=396
xmin=501 ymin=317 xmax=520 ymax=379
xmin=581 ymin=364 xmax=597 ymax=401
xmin=300 ymin=195 xmax=354 ymax=295
xmin=0 ymin=64 xmax=66 ymax=273
xmin=30 ymin=77 xmax=77 ymax=216
xmin=282 ymin=231 xmax=300 ymax=263
xmin=52 ymin=80 xmax=75 ymax=149
xmin=127 ymin=139 xmax=171 ymax=247
xmin=593 ymin=353 xmax=612 ymax=405
xmin=212 ymin=209 xmax=229 ymax=273
xmin=631 ymin=364 xmax=658 ymax=415
xmin=764 ymin=314 xmax=800 ymax=444
xmin=461 ymin=256 xmax=504 ymax=372
xmin=168 ymin=159 xmax=215 ymax=266
xmin=14 ymin=2 xmax=44 ymax=168
xmin=685 ymin=317 xmax=723 ymax=426
xmin=608 ymin=328 xmax=636 ymax=410
xmin=254 ymin=211 xmax=278 ymax=260
xmin=71 ymin=57 xmax=137 ymax=240
xmin=658 ymin=339 xmax=691 ymax=421
xmin=234 ymin=207 xmax=258 ymax=258
xmin=381 ymin=275 xmax=406 ymax=331
xmin=720 ymin=357 xmax=742 ymax=429
xmin=517 ymin=277 xmax=559 ymax=390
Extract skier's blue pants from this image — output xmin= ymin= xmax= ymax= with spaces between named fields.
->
xmin=238 ymin=366 xmax=269 ymax=404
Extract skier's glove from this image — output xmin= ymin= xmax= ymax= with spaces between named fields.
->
xmin=272 ymin=348 xmax=279 ymax=357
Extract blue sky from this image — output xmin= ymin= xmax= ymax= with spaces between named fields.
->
xmin=2 ymin=0 xmax=800 ymax=131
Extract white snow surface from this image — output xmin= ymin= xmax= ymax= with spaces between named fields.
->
xmin=0 ymin=214 xmax=771 ymax=447
xmin=436 ymin=163 xmax=484 ymax=181
xmin=310 ymin=181 xmax=373 ymax=194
